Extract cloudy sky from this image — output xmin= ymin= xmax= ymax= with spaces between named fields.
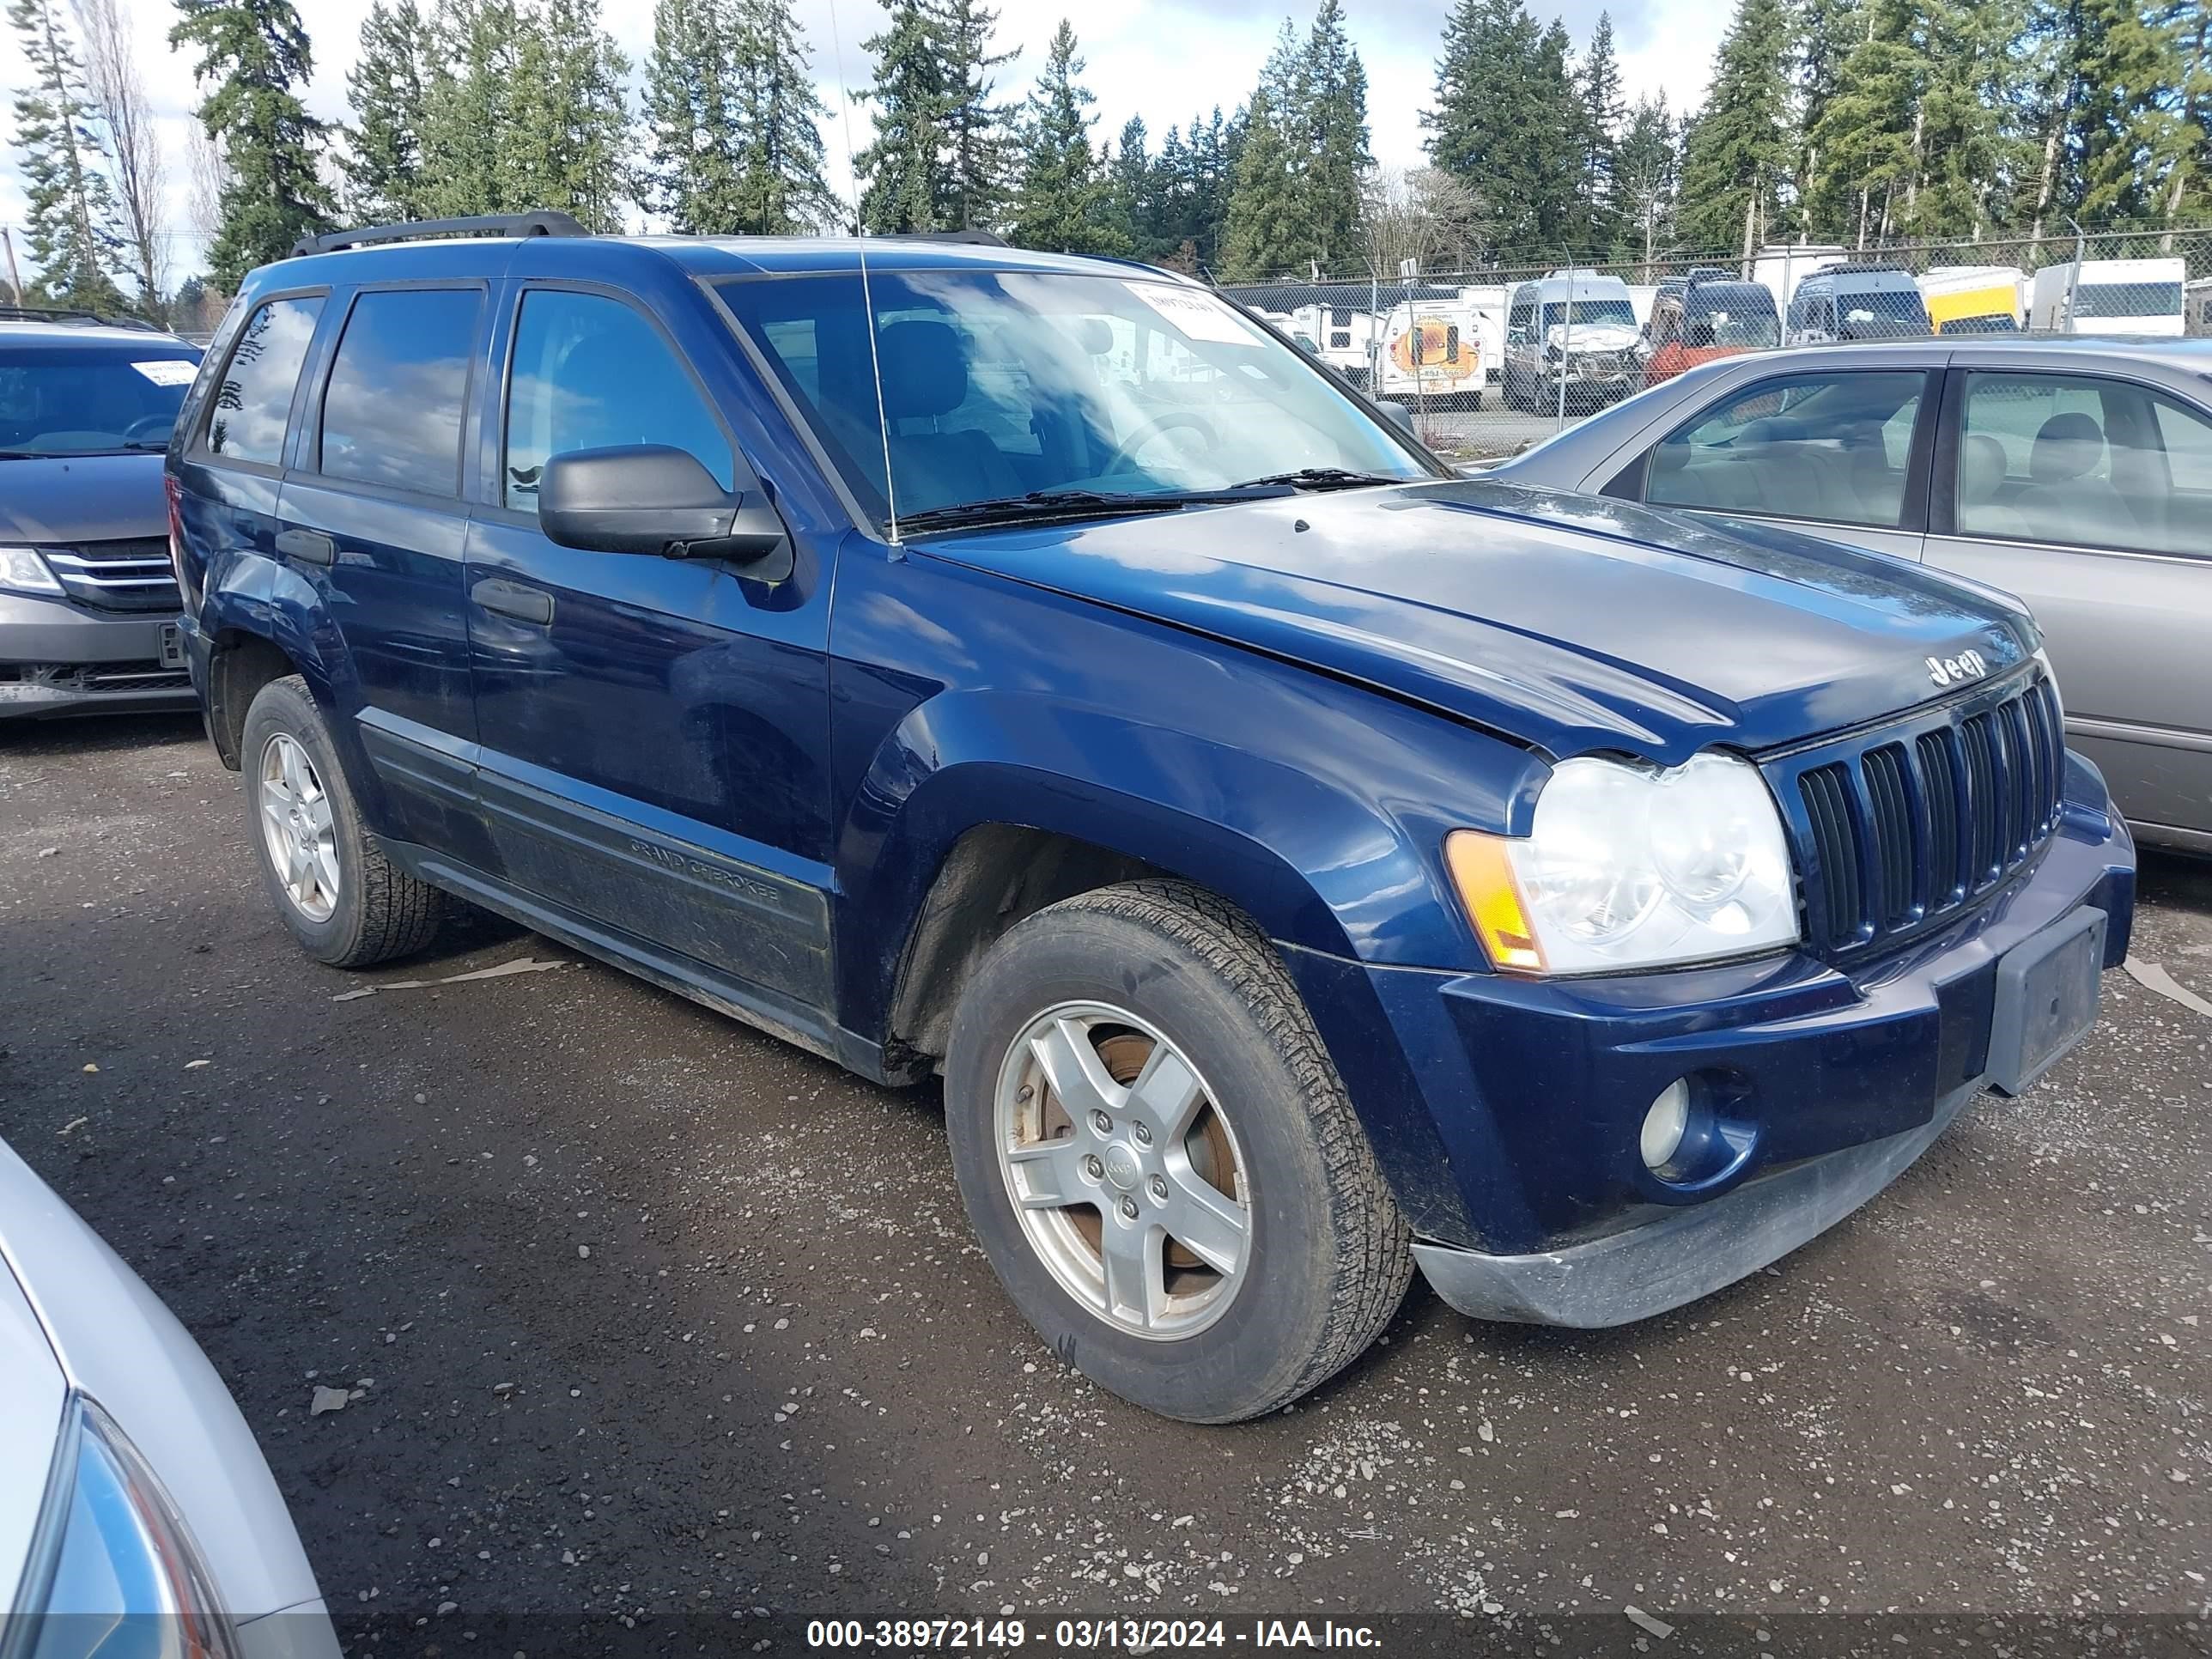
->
xmin=0 ymin=0 xmax=1728 ymax=285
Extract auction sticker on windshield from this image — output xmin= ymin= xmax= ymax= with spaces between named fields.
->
xmin=131 ymin=361 xmax=198 ymax=386
xmin=1125 ymin=283 xmax=1261 ymax=346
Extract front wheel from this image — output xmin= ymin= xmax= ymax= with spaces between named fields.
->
xmin=944 ymin=881 xmax=1413 ymax=1422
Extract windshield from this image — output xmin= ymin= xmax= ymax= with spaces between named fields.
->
xmin=0 ymin=345 xmax=198 ymax=456
xmin=715 ymin=270 xmax=1429 ymax=526
xmin=1540 ymin=299 xmax=1636 ymax=330
xmin=2069 ymin=280 xmax=2183 ymax=319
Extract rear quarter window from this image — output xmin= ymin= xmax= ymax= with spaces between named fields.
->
xmin=319 ymin=288 xmax=482 ymax=495
xmin=206 ymin=296 xmax=323 ymax=466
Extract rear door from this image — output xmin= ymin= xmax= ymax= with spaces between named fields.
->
xmin=1627 ymin=362 xmax=1939 ymax=565
xmin=1924 ymin=365 xmax=2212 ymax=840
xmin=461 ymin=279 xmax=838 ymax=1018
xmin=279 ymin=281 xmax=489 ymax=846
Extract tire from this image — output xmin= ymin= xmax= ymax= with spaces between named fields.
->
xmin=239 ymin=674 xmax=442 ymax=968
xmin=943 ymin=879 xmax=1413 ymax=1422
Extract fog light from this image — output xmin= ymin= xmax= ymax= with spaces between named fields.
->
xmin=1640 ymin=1079 xmax=1691 ymax=1171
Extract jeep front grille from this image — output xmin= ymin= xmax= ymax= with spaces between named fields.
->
xmin=1774 ymin=672 xmax=2065 ymax=957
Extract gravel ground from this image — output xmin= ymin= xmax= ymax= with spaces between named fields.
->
xmin=2 ymin=714 xmax=2207 ymax=1653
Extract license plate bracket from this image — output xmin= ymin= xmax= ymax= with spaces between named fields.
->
xmin=1986 ymin=906 xmax=2106 ymax=1097
xmin=158 ymin=623 xmax=185 ymax=669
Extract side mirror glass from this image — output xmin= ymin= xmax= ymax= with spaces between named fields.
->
xmin=538 ymin=444 xmax=790 ymax=578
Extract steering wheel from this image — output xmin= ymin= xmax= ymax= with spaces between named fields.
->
xmin=122 ymin=414 xmax=175 ymax=447
xmin=1098 ymin=411 xmax=1219 ymax=481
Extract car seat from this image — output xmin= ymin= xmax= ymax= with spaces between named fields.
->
xmin=2013 ymin=411 xmax=2127 ymax=545
xmin=1955 ymin=433 xmax=2026 ymax=538
xmin=878 ymin=319 xmax=1022 ymax=513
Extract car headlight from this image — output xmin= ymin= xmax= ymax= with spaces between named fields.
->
xmin=7 ymin=1397 xmax=239 ymax=1659
xmin=0 ymin=545 xmax=63 ymax=597
xmin=1446 ymin=751 xmax=1799 ymax=974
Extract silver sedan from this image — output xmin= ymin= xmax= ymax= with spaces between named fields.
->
xmin=0 ymin=1134 xmax=338 ymax=1659
xmin=1490 ymin=337 xmax=2212 ymax=853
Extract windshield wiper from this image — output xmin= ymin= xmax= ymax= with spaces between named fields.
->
xmin=895 ymin=487 xmax=1273 ymax=534
xmin=1225 ymin=467 xmax=1404 ymax=492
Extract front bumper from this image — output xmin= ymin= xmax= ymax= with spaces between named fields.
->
xmin=1349 ymin=781 xmax=2134 ymax=1326
xmin=0 ymin=591 xmax=192 ymax=720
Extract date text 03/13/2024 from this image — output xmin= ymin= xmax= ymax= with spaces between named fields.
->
xmin=804 ymin=1619 xmax=1383 ymax=1650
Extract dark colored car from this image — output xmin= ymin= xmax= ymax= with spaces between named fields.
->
xmin=1639 ymin=276 xmax=1782 ymax=386
xmin=169 ymin=217 xmax=2135 ymax=1423
xmin=0 ymin=316 xmax=202 ymax=719
xmin=1489 ymin=337 xmax=2212 ymax=854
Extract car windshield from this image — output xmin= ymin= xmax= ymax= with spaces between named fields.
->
xmin=2069 ymin=280 xmax=2183 ymax=319
xmin=715 ymin=270 xmax=1429 ymax=526
xmin=0 ymin=345 xmax=198 ymax=456
xmin=1686 ymin=298 xmax=1779 ymax=349
xmin=1540 ymin=299 xmax=1636 ymax=329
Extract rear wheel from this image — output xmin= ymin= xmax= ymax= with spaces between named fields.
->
xmin=944 ymin=880 xmax=1412 ymax=1422
xmin=240 ymin=675 xmax=443 ymax=968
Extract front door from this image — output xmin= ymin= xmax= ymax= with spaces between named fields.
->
xmin=1637 ymin=366 xmax=1936 ymax=565
xmin=1923 ymin=368 xmax=2212 ymax=841
xmin=463 ymin=283 xmax=838 ymax=1015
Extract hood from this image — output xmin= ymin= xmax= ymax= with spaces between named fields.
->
xmin=1544 ymin=322 xmax=1640 ymax=354
xmin=0 ymin=1252 xmax=64 ymax=1617
xmin=0 ymin=453 xmax=169 ymax=544
xmin=915 ymin=478 xmax=2034 ymax=765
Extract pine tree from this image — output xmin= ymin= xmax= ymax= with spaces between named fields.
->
xmin=170 ymin=0 xmax=332 ymax=288
xmin=933 ymin=0 xmax=1014 ymax=231
xmin=854 ymin=0 xmax=949 ymax=233
xmin=729 ymin=0 xmax=841 ymax=234
xmin=1802 ymin=0 xmax=1919 ymax=244
xmin=1424 ymin=0 xmax=1581 ymax=259
xmin=504 ymin=0 xmax=631 ymax=231
xmin=2071 ymin=0 xmax=2187 ymax=224
xmin=341 ymin=0 xmax=428 ymax=221
xmin=1577 ymin=13 xmax=1626 ymax=253
xmin=2163 ymin=1 xmax=2210 ymax=228
xmin=1299 ymin=0 xmax=1370 ymax=273
xmin=1911 ymin=0 xmax=2026 ymax=236
xmin=1219 ymin=81 xmax=1305 ymax=277
xmin=1795 ymin=0 xmax=1863 ymax=232
xmin=416 ymin=0 xmax=514 ymax=218
xmin=9 ymin=0 xmax=125 ymax=309
xmin=1100 ymin=114 xmax=1152 ymax=255
xmin=645 ymin=0 xmax=740 ymax=231
xmin=1530 ymin=19 xmax=1587 ymax=253
xmin=1007 ymin=19 xmax=1120 ymax=253
xmin=1676 ymin=0 xmax=1795 ymax=258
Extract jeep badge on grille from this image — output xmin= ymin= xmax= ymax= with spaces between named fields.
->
xmin=1927 ymin=649 xmax=1989 ymax=687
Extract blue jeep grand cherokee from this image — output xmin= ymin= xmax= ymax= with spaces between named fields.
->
xmin=168 ymin=216 xmax=2135 ymax=1423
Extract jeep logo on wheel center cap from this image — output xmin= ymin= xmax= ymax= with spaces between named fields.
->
xmin=1103 ymin=1145 xmax=1141 ymax=1191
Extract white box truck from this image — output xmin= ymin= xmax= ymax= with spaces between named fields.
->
xmin=2028 ymin=258 xmax=2186 ymax=336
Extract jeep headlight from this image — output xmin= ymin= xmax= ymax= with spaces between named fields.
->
xmin=1447 ymin=752 xmax=1798 ymax=974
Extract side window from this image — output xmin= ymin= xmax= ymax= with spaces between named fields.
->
xmin=1646 ymin=371 xmax=1926 ymax=527
xmin=205 ymin=295 xmax=322 ymax=465
xmin=502 ymin=289 xmax=733 ymax=512
xmin=1958 ymin=371 xmax=2212 ymax=557
xmin=319 ymin=288 xmax=482 ymax=495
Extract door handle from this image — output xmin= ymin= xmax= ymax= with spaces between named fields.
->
xmin=274 ymin=528 xmax=334 ymax=565
xmin=471 ymin=576 xmax=554 ymax=626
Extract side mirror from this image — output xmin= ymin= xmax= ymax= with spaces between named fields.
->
xmin=538 ymin=445 xmax=791 ymax=577
xmin=1376 ymin=399 xmax=1417 ymax=435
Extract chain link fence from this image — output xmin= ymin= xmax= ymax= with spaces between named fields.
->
xmin=1220 ymin=225 xmax=2212 ymax=460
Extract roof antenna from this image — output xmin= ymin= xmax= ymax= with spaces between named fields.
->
xmin=827 ymin=0 xmax=901 ymax=550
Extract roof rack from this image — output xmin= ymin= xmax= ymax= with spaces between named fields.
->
xmin=0 ymin=303 xmax=160 ymax=330
xmin=885 ymin=229 xmax=1008 ymax=248
xmin=291 ymin=210 xmax=589 ymax=259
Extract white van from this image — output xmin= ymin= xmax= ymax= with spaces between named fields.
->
xmin=1500 ymin=270 xmax=1640 ymax=412
xmin=1372 ymin=297 xmax=1485 ymax=409
xmin=2028 ymin=258 xmax=2186 ymax=336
